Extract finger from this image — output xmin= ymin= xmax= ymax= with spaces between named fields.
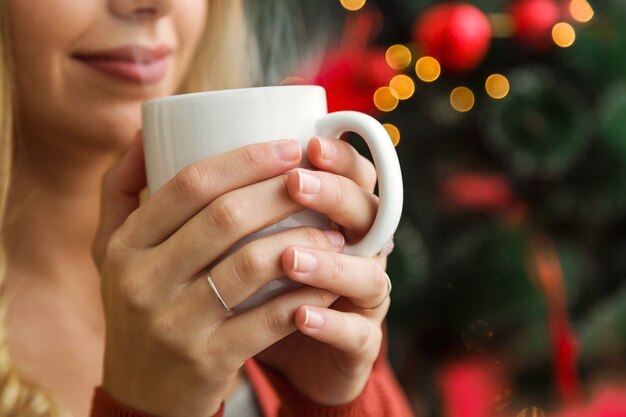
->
xmin=151 ymin=174 xmax=301 ymax=281
xmin=181 ymin=227 xmax=345 ymax=314
xmin=116 ymin=139 xmax=302 ymax=249
xmin=282 ymin=247 xmax=390 ymax=311
xmin=220 ymin=285 xmax=339 ymax=363
xmin=295 ymin=306 xmax=382 ymax=363
xmin=285 ymin=169 xmax=378 ymax=240
xmin=307 ymin=137 xmax=377 ymax=192
xmin=93 ymin=131 xmax=146 ymax=268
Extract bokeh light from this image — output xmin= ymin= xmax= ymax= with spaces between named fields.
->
xmin=374 ymin=87 xmax=399 ymax=112
xmin=450 ymin=87 xmax=475 ymax=112
xmin=552 ymin=22 xmax=576 ymax=48
xmin=390 ymin=75 xmax=415 ymax=100
xmin=493 ymin=383 xmax=518 ymax=412
xmin=570 ymin=0 xmax=594 ymax=23
xmin=516 ymin=407 xmax=546 ymax=417
xmin=386 ymin=45 xmax=412 ymax=70
xmin=415 ymin=56 xmax=441 ymax=82
xmin=383 ymin=123 xmax=401 ymax=146
xmin=340 ymin=0 xmax=366 ymax=11
xmin=485 ymin=74 xmax=510 ymax=99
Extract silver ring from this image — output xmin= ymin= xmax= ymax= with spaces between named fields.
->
xmin=206 ymin=272 xmax=231 ymax=313
xmin=376 ymin=236 xmax=395 ymax=258
xmin=362 ymin=273 xmax=392 ymax=310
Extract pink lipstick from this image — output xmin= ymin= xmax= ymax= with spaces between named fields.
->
xmin=73 ymin=45 xmax=172 ymax=84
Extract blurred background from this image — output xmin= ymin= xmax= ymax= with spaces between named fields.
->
xmin=249 ymin=0 xmax=626 ymax=416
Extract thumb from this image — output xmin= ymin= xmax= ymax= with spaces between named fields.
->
xmin=92 ymin=131 xmax=147 ymax=269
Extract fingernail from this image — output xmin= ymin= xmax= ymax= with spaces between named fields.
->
xmin=304 ymin=308 xmax=324 ymax=329
xmin=297 ymin=170 xmax=321 ymax=194
xmin=317 ymin=137 xmax=337 ymax=160
xmin=323 ymin=230 xmax=345 ymax=247
xmin=293 ymin=249 xmax=318 ymax=273
xmin=273 ymin=140 xmax=301 ymax=161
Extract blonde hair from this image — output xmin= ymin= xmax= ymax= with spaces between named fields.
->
xmin=0 ymin=1 xmax=258 ymax=415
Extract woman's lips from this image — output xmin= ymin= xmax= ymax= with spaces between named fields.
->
xmin=72 ymin=45 xmax=172 ymax=84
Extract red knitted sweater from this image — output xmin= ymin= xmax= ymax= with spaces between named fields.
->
xmin=90 ymin=326 xmax=414 ymax=417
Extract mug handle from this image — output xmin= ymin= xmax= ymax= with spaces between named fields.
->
xmin=315 ymin=111 xmax=404 ymax=257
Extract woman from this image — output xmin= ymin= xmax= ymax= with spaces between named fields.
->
xmin=1 ymin=0 xmax=414 ymax=416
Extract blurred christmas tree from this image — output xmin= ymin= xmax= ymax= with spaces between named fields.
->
xmin=262 ymin=0 xmax=626 ymax=416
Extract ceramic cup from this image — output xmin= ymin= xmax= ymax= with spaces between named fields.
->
xmin=142 ymin=85 xmax=403 ymax=311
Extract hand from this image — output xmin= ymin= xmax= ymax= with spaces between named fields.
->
xmin=92 ymin=134 xmax=346 ymax=417
xmin=255 ymin=136 xmax=391 ymax=406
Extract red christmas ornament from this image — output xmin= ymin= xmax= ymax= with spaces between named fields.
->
xmin=296 ymin=9 xmax=396 ymax=114
xmin=309 ymin=48 xmax=396 ymax=114
xmin=510 ymin=0 xmax=561 ymax=49
xmin=414 ymin=2 xmax=491 ymax=73
xmin=550 ymin=385 xmax=626 ymax=417
xmin=439 ymin=173 xmax=514 ymax=212
xmin=437 ymin=359 xmax=504 ymax=417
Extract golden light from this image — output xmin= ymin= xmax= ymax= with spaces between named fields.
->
xmin=450 ymin=87 xmax=475 ymax=112
xmin=386 ymin=45 xmax=412 ymax=70
xmin=552 ymin=22 xmax=576 ymax=48
xmin=389 ymin=75 xmax=415 ymax=100
xmin=570 ymin=0 xmax=594 ymax=23
xmin=516 ymin=407 xmax=546 ymax=417
xmin=340 ymin=0 xmax=366 ymax=11
xmin=485 ymin=74 xmax=510 ymax=99
xmin=373 ymin=87 xmax=399 ymax=112
xmin=383 ymin=124 xmax=401 ymax=146
xmin=415 ymin=56 xmax=441 ymax=82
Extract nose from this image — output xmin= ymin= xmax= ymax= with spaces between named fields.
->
xmin=109 ymin=0 xmax=173 ymax=21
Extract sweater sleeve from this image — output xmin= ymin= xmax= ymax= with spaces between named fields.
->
xmin=89 ymin=386 xmax=225 ymax=417
xmin=249 ymin=321 xmax=415 ymax=417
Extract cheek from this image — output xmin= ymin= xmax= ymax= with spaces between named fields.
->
xmin=9 ymin=1 xmax=92 ymax=102
xmin=7 ymin=0 xmax=123 ymax=144
xmin=8 ymin=0 xmax=209 ymax=152
xmin=8 ymin=0 xmax=94 ymax=66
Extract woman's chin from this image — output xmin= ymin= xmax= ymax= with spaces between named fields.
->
xmin=85 ymin=105 xmax=144 ymax=151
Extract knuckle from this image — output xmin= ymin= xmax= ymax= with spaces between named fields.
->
xmin=329 ymin=254 xmax=345 ymax=283
xmin=236 ymin=244 xmax=267 ymax=284
xmin=105 ymin=210 xmax=142 ymax=254
xmin=200 ymin=332 xmax=236 ymax=374
xmin=105 ymin=229 xmax=130 ymax=259
xmin=173 ymin=164 xmax=209 ymax=199
xmin=370 ymin=262 xmax=387 ymax=296
xmin=207 ymin=196 xmax=245 ymax=234
xmin=366 ymin=326 xmax=383 ymax=361
xmin=301 ymin=227 xmax=327 ymax=248
xmin=354 ymin=322 xmax=374 ymax=357
xmin=313 ymin=287 xmax=336 ymax=306
xmin=334 ymin=313 xmax=347 ymax=336
xmin=118 ymin=276 xmax=152 ymax=314
xmin=264 ymin=304 xmax=291 ymax=336
xmin=151 ymin=313 xmax=189 ymax=356
xmin=361 ymin=157 xmax=378 ymax=189
xmin=239 ymin=145 xmax=266 ymax=171
xmin=332 ymin=175 xmax=350 ymax=208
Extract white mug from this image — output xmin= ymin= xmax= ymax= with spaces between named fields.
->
xmin=142 ymin=85 xmax=403 ymax=310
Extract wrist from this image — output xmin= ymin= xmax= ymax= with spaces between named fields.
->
xmin=93 ymin=385 xmax=225 ymax=417
xmin=252 ymin=361 xmax=375 ymax=416
xmin=92 ymin=386 xmax=225 ymax=417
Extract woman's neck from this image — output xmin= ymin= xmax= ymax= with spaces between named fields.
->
xmin=5 ymin=134 xmax=121 ymax=283
xmin=3 ymin=133 xmax=125 ymax=417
